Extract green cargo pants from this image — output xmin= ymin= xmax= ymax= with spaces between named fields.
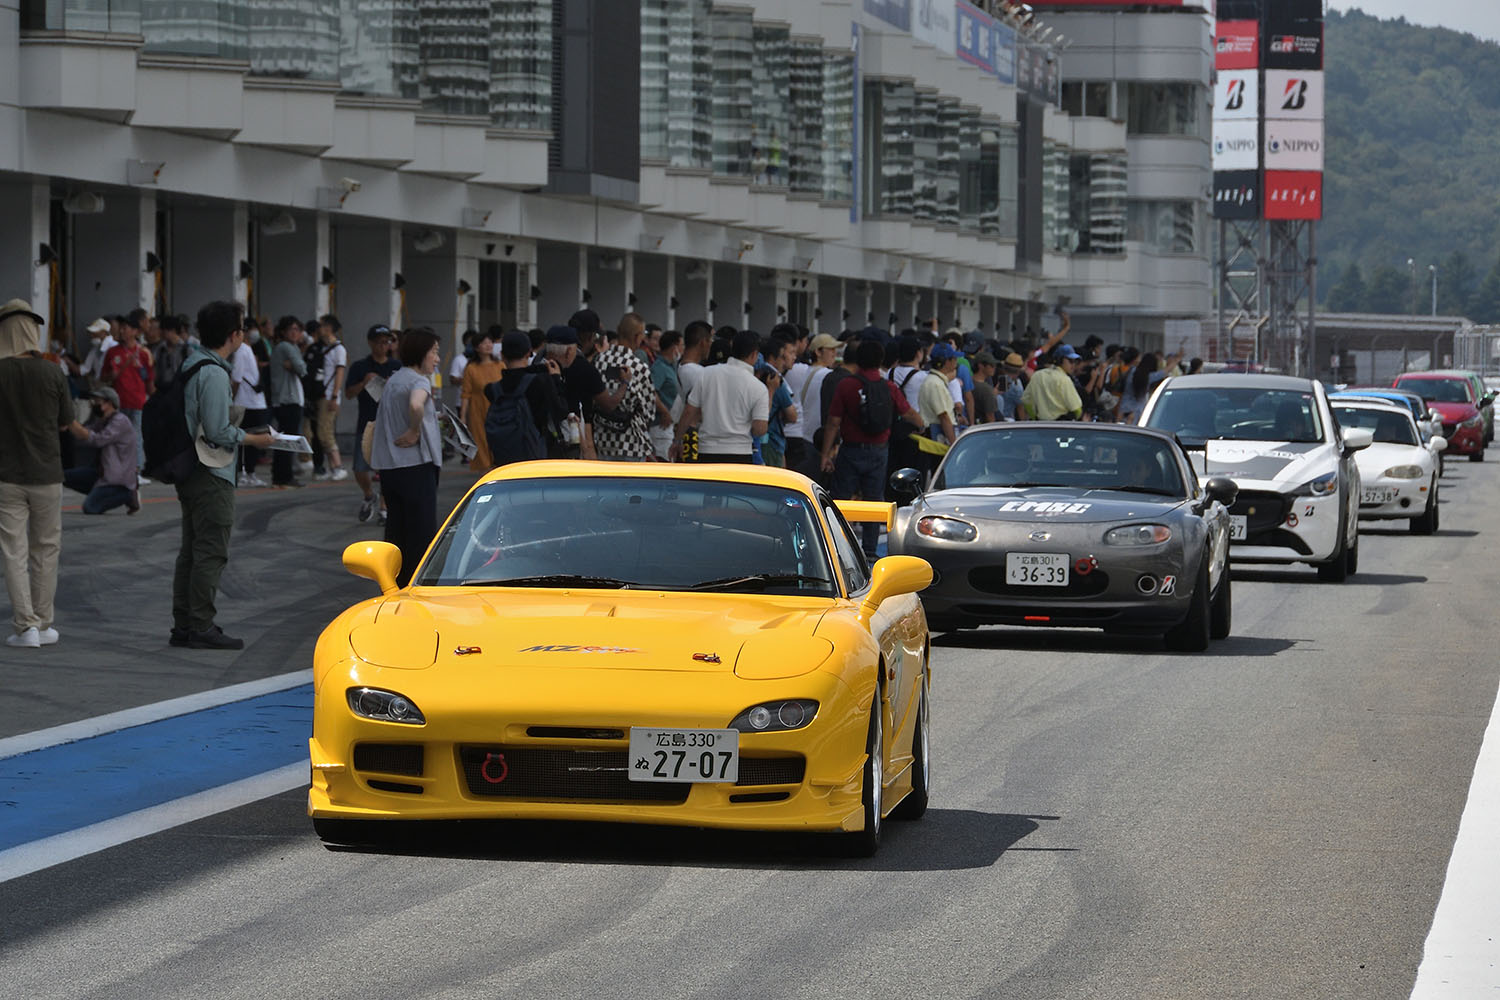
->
xmin=172 ymin=463 xmax=236 ymax=633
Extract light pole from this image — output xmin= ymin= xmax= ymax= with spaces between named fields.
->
xmin=1430 ymin=263 xmax=1438 ymax=316
xmin=1407 ymin=257 xmax=1416 ymax=315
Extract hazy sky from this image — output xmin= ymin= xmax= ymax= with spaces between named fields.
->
xmin=1327 ymin=2 xmax=1500 ymax=44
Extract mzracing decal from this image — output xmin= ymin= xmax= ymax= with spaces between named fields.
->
xmin=520 ymin=645 xmax=644 ymax=654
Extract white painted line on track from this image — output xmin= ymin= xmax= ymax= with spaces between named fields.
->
xmin=1410 ymin=674 xmax=1500 ymax=997
xmin=0 ymin=761 xmax=308 ymax=884
xmin=0 ymin=670 xmax=312 ymax=761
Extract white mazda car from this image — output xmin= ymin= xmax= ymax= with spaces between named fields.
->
xmin=1140 ymin=374 xmax=1372 ymax=581
xmin=1329 ymin=399 xmax=1443 ymax=534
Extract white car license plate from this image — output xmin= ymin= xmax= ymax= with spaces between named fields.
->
xmin=1229 ymin=515 xmax=1248 ymax=540
xmin=1362 ymin=488 xmax=1397 ymax=504
xmin=628 ymin=727 xmax=739 ymax=783
xmin=1006 ymin=552 xmax=1069 ymax=586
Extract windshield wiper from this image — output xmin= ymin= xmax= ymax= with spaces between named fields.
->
xmin=460 ymin=574 xmax=635 ymax=589
xmin=685 ymin=573 xmax=833 ymax=592
xmin=1006 ymin=481 xmax=1068 ymax=488
xmin=1107 ymin=485 xmax=1181 ymax=497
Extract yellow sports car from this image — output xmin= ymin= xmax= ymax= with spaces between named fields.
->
xmin=309 ymin=462 xmax=933 ymax=856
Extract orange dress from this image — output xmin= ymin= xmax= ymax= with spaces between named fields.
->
xmin=461 ymin=358 xmax=505 ymax=473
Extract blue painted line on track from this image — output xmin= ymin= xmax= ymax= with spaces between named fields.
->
xmin=0 ymin=685 xmax=312 ymax=851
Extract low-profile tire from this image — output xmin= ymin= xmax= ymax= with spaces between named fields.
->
xmin=891 ymin=676 xmax=930 ymax=821
xmin=1316 ymin=502 xmax=1350 ymax=582
xmin=1208 ymin=561 xmax=1232 ymax=641
xmin=1470 ymin=447 xmax=1485 ymax=463
xmin=1344 ymin=525 xmax=1359 ymax=576
xmin=1411 ymin=482 xmax=1439 ymax=535
xmin=1164 ymin=557 xmax=1211 ymax=652
xmin=838 ymin=700 xmax=885 ymax=857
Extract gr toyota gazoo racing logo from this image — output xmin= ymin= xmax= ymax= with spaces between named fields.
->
xmin=1214 ymin=19 xmax=1259 ymax=70
xmin=1271 ymin=34 xmax=1321 ymax=57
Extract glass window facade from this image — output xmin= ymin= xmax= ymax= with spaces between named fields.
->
xmin=787 ymin=39 xmax=822 ymax=195
xmin=711 ymin=8 xmax=753 ymax=177
xmin=1069 ymin=153 xmax=1127 ymax=255
xmin=861 ymin=79 xmax=915 ymax=217
xmin=419 ymin=0 xmax=489 ymax=116
xmin=488 ymin=0 xmax=551 ymax=129
xmin=640 ymin=0 xmax=713 ymax=167
xmin=1128 ymin=200 xmax=1201 ymax=254
xmin=339 ymin=1 xmax=419 ymax=99
xmin=750 ymin=25 xmax=789 ymax=186
xmin=22 ymin=0 xmax=143 ymax=33
xmin=141 ymin=1 xmax=249 ymax=60
xmin=1043 ymin=141 xmax=1074 ymax=253
xmin=820 ymin=49 xmax=854 ymax=203
xmin=960 ymin=122 xmax=1018 ymax=239
xmin=1126 ymin=82 xmax=1204 ymax=137
xmin=248 ymin=2 xmax=338 ymax=81
xmin=640 ymin=0 xmax=670 ymax=159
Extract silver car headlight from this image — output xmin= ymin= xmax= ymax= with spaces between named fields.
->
xmin=1292 ymin=471 xmax=1339 ymax=497
xmin=917 ymin=516 xmax=978 ymax=542
xmin=1382 ymin=465 xmax=1424 ymax=479
xmin=1103 ymin=524 xmax=1172 ymax=546
xmin=347 ymin=687 xmax=426 ymax=725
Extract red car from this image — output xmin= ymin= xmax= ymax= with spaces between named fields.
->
xmin=1392 ymin=372 xmax=1487 ymax=462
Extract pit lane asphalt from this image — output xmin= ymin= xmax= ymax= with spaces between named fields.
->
xmin=2 ymin=462 xmax=1496 ymax=1000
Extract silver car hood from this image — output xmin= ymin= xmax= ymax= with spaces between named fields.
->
xmin=917 ymin=487 xmax=1189 ymax=524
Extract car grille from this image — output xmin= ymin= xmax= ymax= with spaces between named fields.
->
xmin=457 ymin=746 xmax=688 ymax=803
xmin=353 ymin=743 xmax=424 ymax=777
xmin=1442 ymin=422 xmax=1457 ymax=437
xmin=967 ymin=567 xmax=1110 ymax=598
xmin=736 ymin=756 xmax=805 ymax=786
xmin=1231 ymin=490 xmax=1292 ymax=541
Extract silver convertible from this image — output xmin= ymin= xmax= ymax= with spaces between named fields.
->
xmin=888 ymin=423 xmax=1238 ymax=651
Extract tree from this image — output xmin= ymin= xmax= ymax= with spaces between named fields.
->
xmin=1468 ymin=253 xmax=1500 ymax=323
xmin=1364 ymin=263 xmax=1408 ymax=314
xmin=1439 ymin=250 xmax=1478 ymax=317
xmin=1326 ymin=262 xmax=1368 ymax=312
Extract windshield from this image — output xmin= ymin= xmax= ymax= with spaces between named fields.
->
xmin=1395 ymin=377 xmax=1472 ymax=404
xmin=1331 ymin=406 xmax=1419 ymax=446
xmin=935 ymin=427 xmax=1188 ymax=497
xmin=416 ymin=477 xmax=838 ymax=596
xmin=1144 ymin=387 xmax=1325 ymax=445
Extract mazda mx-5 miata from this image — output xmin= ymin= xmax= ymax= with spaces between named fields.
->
xmin=310 ymin=462 xmax=933 ymax=857
xmin=887 ymin=423 xmax=1237 ymax=651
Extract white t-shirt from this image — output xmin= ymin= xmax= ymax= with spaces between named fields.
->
xmin=231 ymin=342 xmax=266 ymax=410
xmin=678 ymin=361 xmax=705 ymax=401
xmin=783 ymin=361 xmax=811 ymax=440
xmin=320 ymin=342 xmax=347 ymax=400
xmin=889 ymin=364 xmax=928 ymax=411
xmin=448 ymin=352 xmax=468 ymax=382
xmin=686 ymin=358 xmax=770 ymax=456
xmin=85 ymin=335 xmax=117 ymax=379
xmin=800 ymin=365 xmax=833 ymax=443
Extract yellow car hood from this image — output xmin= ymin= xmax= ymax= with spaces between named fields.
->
xmin=347 ymin=591 xmax=835 ymax=678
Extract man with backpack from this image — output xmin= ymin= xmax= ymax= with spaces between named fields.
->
xmin=169 ymin=301 xmax=273 ymax=650
xmin=485 ymin=331 xmax=567 ymax=466
xmin=819 ymin=338 xmax=923 ymax=560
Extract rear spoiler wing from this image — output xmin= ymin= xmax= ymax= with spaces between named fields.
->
xmin=834 ymin=500 xmax=896 ymax=532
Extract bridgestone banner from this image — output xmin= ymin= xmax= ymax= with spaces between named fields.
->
xmin=1214 ymin=71 xmax=1259 ymax=121
xmin=1264 ymin=70 xmax=1325 ymax=120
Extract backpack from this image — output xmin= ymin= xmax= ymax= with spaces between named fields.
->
xmin=302 ymin=340 xmax=329 ymax=406
xmin=855 ymin=372 xmax=893 ymax=435
xmin=485 ymin=374 xmax=546 ymax=466
xmin=888 ymin=368 xmax=921 ymax=442
xmin=141 ymin=358 xmax=214 ymax=484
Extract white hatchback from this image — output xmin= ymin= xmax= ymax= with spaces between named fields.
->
xmin=1329 ymin=399 xmax=1444 ymax=535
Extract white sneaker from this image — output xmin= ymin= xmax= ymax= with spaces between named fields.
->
xmin=6 ymin=628 xmax=40 ymax=648
xmin=137 ymin=474 xmax=152 ymax=487
xmin=329 ymin=468 xmax=349 ymax=482
xmin=314 ymin=470 xmax=333 ymax=481
xmin=38 ymin=627 xmax=58 ymax=646
xmin=247 ymin=474 xmax=268 ymax=488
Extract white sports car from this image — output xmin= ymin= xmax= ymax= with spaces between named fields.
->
xmin=1140 ymin=374 xmax=1373 ymax=582
xmin=1329 ymin=399 xmax=1443 ymax=534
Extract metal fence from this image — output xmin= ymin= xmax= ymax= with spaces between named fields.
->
xmin=1453 ymin=327 xmax=1500 ymax=377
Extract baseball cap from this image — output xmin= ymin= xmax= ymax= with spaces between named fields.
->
xmin=1055 ymin=344 xmax=1081 ymax=361
xmin=366 ymin=324 xmax=393 ymax=341
xmin=962 ymin=330 xmax=984 ymax=354
xmin=1002 ymin=352 xmax=1025 ymax=369
xmin=568 ymin=309 xmax=602 ymax=334
xmin=500 ymin=331 xmax=533 ymax=360
xmin=974 ymin=351 xmax=999 ymax=367
xmin=88 ymin=386 xmax=120 ymax=407
xmin=87 ymin=317 xmax=111 ymax=334
xmin=810 ymin=333 xmax=840 ymax=351
xmin=545 ymin=324 xmax=580 ymax=346
xmin=930 ymin=343 xmax=960 ymax=362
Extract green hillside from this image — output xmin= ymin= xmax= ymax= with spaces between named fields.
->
xmin=1321 ymin=9 xmax=1500 ymax=319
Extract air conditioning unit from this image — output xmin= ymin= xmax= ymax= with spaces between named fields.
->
xmin=62 ymin=192 xmax=105 ymax=215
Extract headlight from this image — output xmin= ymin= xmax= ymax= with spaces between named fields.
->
xmin=1382 ymin=465 xmax=1424 ymax=479
xmin=917 ymin=515 xmax=978 ymax=542
xmin=1104 ymin=524 xmax=1172 ymax=545
xmin=347 ymin=687 xmax=426 ymax=725
xmin=1293 ymin=471 xmax=1339 ymax=497
xmin=1463 ymin=415 xmax=1484 ymax=428
xmin=730 ymin=700 xmax=819 ymax=733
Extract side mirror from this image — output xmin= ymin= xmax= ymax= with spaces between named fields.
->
xmin=1342 ymin=427 xmax=1374 ymax=451
xmin=857 ymin=555 xmax=933 ymax=626
xmin=888 ymin=467 xmax=923 ymax=505
xmin=1483 ymin=392 xmax=1496 ymax=408
xmin=344 ymin=540 xmax=402 ymax=595
xmin=1425 ymin=410 xmax=1440 ymax=424
xmin=1203 ymin=476 xmax=1238 ymax=507
xmin=1430 ymin=435 xmax=1448 ymax=452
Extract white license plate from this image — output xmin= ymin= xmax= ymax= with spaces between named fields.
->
xmin=1006 ymin=552 xmax=1069 ymax=586
xmin=1362 ymin=489 xmax=1396 ymax=504
xmin=1229 ymin=515 xmax=1248 ymax=540
xmin=628 ymin=728 xmax=739 ymax=783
